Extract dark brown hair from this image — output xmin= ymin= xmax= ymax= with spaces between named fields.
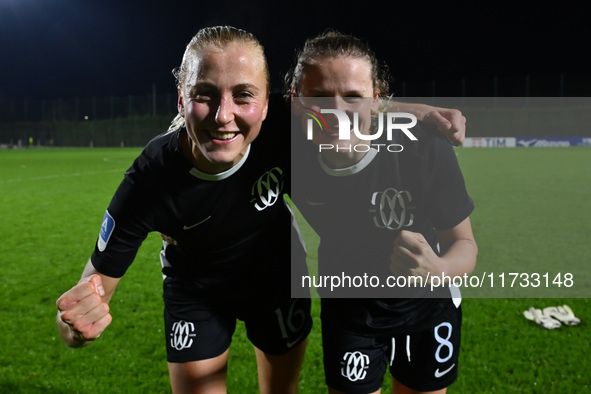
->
xmin=284 ymin=30 xmax=391 ymax=98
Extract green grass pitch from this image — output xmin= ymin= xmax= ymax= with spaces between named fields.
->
xmin=0 ymin=146 xmax=589 ymax=393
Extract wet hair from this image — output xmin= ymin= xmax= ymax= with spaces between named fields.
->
xmin=169 ymin=26 xmax=270 ymax=132
xmin=284 ymin=30 xmax=391 ymax=98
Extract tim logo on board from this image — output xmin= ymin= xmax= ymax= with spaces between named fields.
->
xmin=97 ymin=210 xmax=115 ymax=252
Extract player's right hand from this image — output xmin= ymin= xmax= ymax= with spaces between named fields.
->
xmin=56 ymin=274 xmax=112 ymax=343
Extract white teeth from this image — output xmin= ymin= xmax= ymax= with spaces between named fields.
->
xmin=210 ymin=131 xmax=236 ymax=140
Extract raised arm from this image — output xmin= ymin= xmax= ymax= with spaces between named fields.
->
xmin=392 ymin=101 xmax=466 ymax=146
xmin=56 ymin=259 xmax=121 ymax=348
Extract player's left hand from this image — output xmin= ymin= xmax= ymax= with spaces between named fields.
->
xmin=424 ymin=108 xmax=466 ymax=146
xmin=390 ymin=230 xmax=443 ymax=280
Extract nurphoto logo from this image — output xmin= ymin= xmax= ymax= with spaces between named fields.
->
xmin=303 ymin=105 xmax=418 ymax=153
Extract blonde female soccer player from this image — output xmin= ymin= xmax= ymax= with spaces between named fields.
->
xmin=56 ymin=26 xmax=311 ymax=394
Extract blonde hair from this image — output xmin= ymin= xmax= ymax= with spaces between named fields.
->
xmin=168 ymin=26 xmax=270 ymax=132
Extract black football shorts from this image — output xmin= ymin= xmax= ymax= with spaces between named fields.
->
xmin=163 ymin=275 xmax=312 ymax=363
xmin=322 ymin=304 xmax=461 ymax=393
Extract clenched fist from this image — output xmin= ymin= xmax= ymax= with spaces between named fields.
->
xmin=390 ymin=230 xmax=442 ymax=279
xmin=56 ymin=274 xmax=112 ymax=347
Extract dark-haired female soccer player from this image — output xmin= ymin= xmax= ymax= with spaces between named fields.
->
xmin=288 ymin=31 xmax=477 ymax=394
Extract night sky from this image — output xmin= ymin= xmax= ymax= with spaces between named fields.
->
xmin=1 ymin=0 xmax=588 ymax=100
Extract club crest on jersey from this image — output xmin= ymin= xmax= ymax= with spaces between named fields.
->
xmin=369 ymin=188 xmax=415 ymax=230
xmin=97 ymin=210 xmax=115 ymax=252
xmin=250 ymin=167 xmax=284 ymax=211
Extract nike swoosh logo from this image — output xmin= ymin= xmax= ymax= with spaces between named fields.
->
xmin=434 ymin=363 xmax=455 ymax=378
xmin=286 ymin=334 xmax=306 ymax=349
xmin=183 ymin=216 xmax=211 ymax=230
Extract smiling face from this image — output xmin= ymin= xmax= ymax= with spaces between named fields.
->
xmin=296 ymin=55 xmax=378 ymax=167
xmin=178 ymin=42 xmax=268 ymax=174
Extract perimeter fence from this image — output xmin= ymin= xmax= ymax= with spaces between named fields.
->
xmin=1 ymin=73 xmax=590 ymax=147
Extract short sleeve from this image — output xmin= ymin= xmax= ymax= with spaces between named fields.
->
xmin=427 ymin=138 xmax=474 ymax=230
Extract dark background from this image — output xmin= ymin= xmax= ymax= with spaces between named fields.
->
xmin=1 ymin=0 xmax=589 ymax=100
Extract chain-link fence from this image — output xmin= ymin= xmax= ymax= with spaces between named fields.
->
xmin=1 ymin=74 xmax=590 ymax=147
xmin=0 ymin=93 xmax=177 ymax=147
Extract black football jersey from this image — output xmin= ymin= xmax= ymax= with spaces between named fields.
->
xmin=292 ymin=122 xmax=474 ymax=332
xmin=91 ymin=97 xmax=298 ymax=292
